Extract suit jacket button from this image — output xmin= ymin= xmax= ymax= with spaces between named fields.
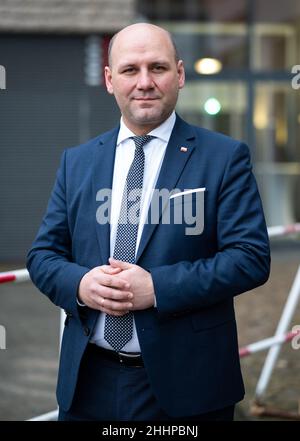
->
xmin=84 ymin=326 xmax=90 ymax=336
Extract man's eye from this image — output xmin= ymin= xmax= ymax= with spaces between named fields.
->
xmin=153 ymin=65 xmax=166 ymax=72
xmin=123 ymin=68 xmax=136 ymax=74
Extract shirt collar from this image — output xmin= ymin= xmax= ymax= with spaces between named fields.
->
xmin=117 ymin=111 xmax=176 ymax=146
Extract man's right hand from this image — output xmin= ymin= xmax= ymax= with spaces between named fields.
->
xmin=78 ymin=265 xmax=133 ymax=316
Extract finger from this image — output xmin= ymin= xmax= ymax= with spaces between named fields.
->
xmin=90 ymin=277 xmax=130 ymax=293
xmin=100 ymin=274 xmax=130 ymax=290
xmin=95 ymin=285 xmax=133 ymax=300
xmin=100 ymin=265 xmax=122 ymax=275
xmin=99 ymin=297 xmax=133 ymax=312
xmin=109 ymin=257 xmax=133 ymax=270
xmin=101 ymin=307 xmax=130 ymax=316
xmin=88 ymin=297 xmax=131 ymax=315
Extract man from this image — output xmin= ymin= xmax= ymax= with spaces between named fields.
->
xmin=27 ymin=23 xmax=270 ymax=421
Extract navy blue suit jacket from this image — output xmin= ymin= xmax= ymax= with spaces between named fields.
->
xmin=27 ymin=115 xmax=270 ymax=417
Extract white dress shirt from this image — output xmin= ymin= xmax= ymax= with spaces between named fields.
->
xmin=90 ymin=111 xmax=176 ymax=351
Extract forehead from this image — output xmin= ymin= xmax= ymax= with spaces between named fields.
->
xmin=111 ymin=29 xmax=175 ymax=66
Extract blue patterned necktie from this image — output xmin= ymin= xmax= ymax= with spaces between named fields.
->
xmin=104 ymin=135 xmax=155 ymax=352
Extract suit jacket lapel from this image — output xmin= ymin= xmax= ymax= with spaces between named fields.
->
xmin=92 ymin=127 xmax=119 ymax=264
xmin=136 ymin=116 xmax=196 ymax=262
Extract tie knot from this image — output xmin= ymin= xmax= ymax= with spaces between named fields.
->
xmin=130 ymin=135 xmax=155 ymax=149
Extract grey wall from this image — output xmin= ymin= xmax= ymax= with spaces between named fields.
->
xmin=0 ymin=34 xmax=119 ymax=262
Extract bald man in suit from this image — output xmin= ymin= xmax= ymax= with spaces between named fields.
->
xmin=27 ymin=23 xmax=270 ymax=421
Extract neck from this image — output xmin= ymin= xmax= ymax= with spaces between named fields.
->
xmin=122 ymin=115 xmax=172 ymax=136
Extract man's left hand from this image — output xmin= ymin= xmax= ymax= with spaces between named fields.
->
xmin=107 ymin=257 xmax=155 ymax=310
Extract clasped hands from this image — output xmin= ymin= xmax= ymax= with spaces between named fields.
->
xmin=78 ymin=257 xmax=155 ymax=316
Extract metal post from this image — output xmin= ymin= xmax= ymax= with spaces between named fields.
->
xmin=255 ymin=264 xmax=300 ymax=400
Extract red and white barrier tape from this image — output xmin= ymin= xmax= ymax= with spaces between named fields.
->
xmin=267 ymin=223 xmax=300 ymax=238
xmin=28 ymin=409 xmax=58 ymax=422
xmin=239 ymin=328 xmax=300 ymax=358
xmin=0 ymin=269 xmax=30 ymax=284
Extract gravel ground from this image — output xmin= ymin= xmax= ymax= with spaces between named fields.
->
xmin=0 ymin=238 xmax=299 ymax=421
xmin=235 ymin=238 xmax=300 ymax=421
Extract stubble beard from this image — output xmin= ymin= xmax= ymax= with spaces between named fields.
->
xmin=128 ymin=101 xmax=173 ymax=128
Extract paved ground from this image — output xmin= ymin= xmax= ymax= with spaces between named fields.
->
xmin=0 ymin=238 xmax=299 ymax=421
xmin=0 ymin=275 xmax=59 ymax=421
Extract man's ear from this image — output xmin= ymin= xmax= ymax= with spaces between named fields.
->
xmin=104 ymin=66 xmax=114 ymax=94
xmin=177 ymin=60 xmax=185 ymax=90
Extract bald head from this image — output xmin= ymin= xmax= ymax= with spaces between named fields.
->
xmin=108 ymin=23 xmax=179 ymax=67
xmin=104 ymin=22 xmax=185 ymax=134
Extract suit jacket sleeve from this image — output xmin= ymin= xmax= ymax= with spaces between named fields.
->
xmin=26 ymin=150 xmax=90 ymax=319
xmin=150 ymin=142 xmax=270 ymax=314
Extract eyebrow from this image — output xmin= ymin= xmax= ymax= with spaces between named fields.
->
xmin=118 ymin=60 xmax=171 ymax=70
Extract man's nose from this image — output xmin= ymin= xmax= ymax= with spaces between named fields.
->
xmin=136 ymin=70 xmax=154 ymax=89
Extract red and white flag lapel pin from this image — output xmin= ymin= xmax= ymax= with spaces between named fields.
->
xmin=180 ymin=146 xmax=188 ymax=152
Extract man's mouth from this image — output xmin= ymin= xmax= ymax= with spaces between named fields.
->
xmin=133 ymin=97 xmax=159 ymax=101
